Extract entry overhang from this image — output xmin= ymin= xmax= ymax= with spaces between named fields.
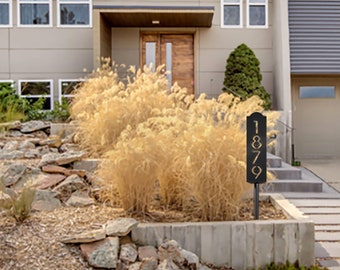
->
xmin=93 ymin=5 xmax=214 ymax=27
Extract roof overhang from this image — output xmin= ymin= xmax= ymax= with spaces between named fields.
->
xmin=93 ymin=5 xmax=214 ymax=27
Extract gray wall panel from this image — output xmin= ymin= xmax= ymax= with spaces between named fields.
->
xmin=289 ymin=0 xmax=340 ymax=74
xmin=0 ymin=50 xmax=9 ymax=74
xmin=10 ymin=29 xmax=93 ymax=49
xmin=0 ymin=29 xmax=9 ymax=48
xmin=11 ymin=50 xmax=93 ymax=74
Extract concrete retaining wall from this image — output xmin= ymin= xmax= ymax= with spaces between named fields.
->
xmin=131 ymin=194 xmax=314 ymax=270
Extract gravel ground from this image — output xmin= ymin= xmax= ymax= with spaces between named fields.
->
xmin=0 ymin=201 xmax=286 ymax=270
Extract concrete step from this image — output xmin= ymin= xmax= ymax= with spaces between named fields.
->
xmin=267 ymin=153 xmax=282 ymax=168
xmin=269 ymin=164 xmax=302 ymax=179
xmin=263 ymin=179 xmax=323 ymax=193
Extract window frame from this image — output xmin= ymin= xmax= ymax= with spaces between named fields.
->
xmin=58 ymin=79 xmax=83 ymax=103
xmin=221 ymin=0 xmax=242 ymax=28
xmin=18 ymin=79 xmax=53 ymax=110
xmin=246 ymin=0 xmax=268 ymax=28
xmin=57 ymin=0 xmax=92 ymax=28
xmin=0 ymin=0 xmax=12 ymax=27
xmin=299 ymin=86 xmax=336 ymax=99
xmin=17 ymin=0 xmax=52 ymax=27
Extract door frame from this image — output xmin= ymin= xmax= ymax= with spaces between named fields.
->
xmin=139 ymin=31 xmax=196 ymax=95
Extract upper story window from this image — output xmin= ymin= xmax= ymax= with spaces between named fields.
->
xmin=222 ymin=0 xmax=242 ymax=27
xmin=247 ymin=0 xmax=268 ymax=27
xmin=18 ymin=0 xmax=52 ymax=27
xmin=57 ymin=0 xmax=92 ymax=27
xmin=0 ymin=0 xmax=11 ymax=27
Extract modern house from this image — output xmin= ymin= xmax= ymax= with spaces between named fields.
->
xmin=0 ymin=0 xmax=337 ymax=161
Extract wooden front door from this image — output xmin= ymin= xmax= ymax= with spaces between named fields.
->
xmin=141 ymin=33 xmax=195 ymax=94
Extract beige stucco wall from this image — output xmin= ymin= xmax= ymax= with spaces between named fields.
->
xmin=95 ymin=0 xmax=274 ymax=101
xmin=0 ymin=0 xmax=93 ymax=101
xmin=2 ymin=0 xmax=285 ymax=115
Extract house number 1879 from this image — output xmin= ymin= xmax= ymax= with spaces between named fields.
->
xmin=247 ymin=113 xmax=267 ymax=184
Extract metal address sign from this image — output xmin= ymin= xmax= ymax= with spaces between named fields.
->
xmin=247 ymin=112 xmax=267 ymax=184
xmin=246 ymin=112 xmax=267 ymax=219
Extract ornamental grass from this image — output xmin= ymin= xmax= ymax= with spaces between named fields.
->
xmin=70 ymin=60 xmax=278 ymax=221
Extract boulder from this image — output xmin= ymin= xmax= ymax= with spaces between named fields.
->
xmin=80 ymin=237 xmax=119 ymax=269
xmin=105 ymin=218 xmax=139 ymax=237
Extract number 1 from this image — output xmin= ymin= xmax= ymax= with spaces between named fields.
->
xmin=254 ymin=120 xmax=258 ymax=134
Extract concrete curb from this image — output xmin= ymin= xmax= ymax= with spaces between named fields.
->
xmin=131 ymin=193 xmax=314 ymax=270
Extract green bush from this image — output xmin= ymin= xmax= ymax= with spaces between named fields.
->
xmin=0 ymin=82 xmax=70 ymax=123
xmin=223 ymin=43 xmax=272 ymax=110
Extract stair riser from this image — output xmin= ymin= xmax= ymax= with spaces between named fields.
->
xmin=269 ymin=169 xmax=302 ymax=180
xmin=264 ymin=182 xmax=323 ymax=193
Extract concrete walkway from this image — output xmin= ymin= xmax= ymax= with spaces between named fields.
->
xmin=283 ymin=159 xmax=340 ymax=269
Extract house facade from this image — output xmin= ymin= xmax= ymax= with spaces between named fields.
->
xmin=1 ymin=0 xmax=294 ymax=160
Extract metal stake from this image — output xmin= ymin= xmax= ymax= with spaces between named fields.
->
xmin=254 ymin=183 xmax=259 ymax=220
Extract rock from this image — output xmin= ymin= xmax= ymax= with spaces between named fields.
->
xmin=0 ymin=163 xmax=27 ymax=187
xmin=42 ymin=165 xmax=70 ymax=175
xmin=19 ymin=140 xmax=36 ymax=150
xmin=198 ymin=264 xmax=212 ymax=270
xmin=32 ymin=190 xmax=62 ymax=211
xmin=52 ymin=174 xmax=86 ymax=201
xmin=156 ymin=260 xmax=180 ymax=270
xmin=180 ymin=249 xmax=200 ymax=269
xmin=36 ymin=174 xmax=66 ymax=190
xmin=105 ymin=218 xmax=139 ymax=237
xmin=3 ymin=140 xmax=19 ymax=151
xmin=24 ymin=149 xmax=41 ymax=159
xmin=66 ymin=190 xmax=95 ymax=207
xmin=5 ymin=130 xmax=23 ymax=137
xmin=138 ymin=246 xmax=158 ymax=261
xmin=31 ymin=130 xmax=49 ymax=139
xmin=128 ymin=262 xmax=142 ymax=270
xmin=39 ymin=136 xmax=62 ymax=148
xmin=42 ymin=165 xmax=86 ymax=178
xmin=80 ymin=237 xmax=119 ymax=269
xmin=38 ymin=151 xmax=86 ymax=167
xmin=61 ymin=228 xmax=106 ymax=244
xmin=140 ymin=257 xmax=158 ymax=270
xmin=0 ymin=150 xmax=25 ymax=160
xmin=120 ymin=243 xmax=138 ymax=263
xmin=0 ymin=120 xmax=21 ymax=130
xmin=158 ymin=240 xmax=183 ymax=265
xmin=20 ymin=121 xmax=50 ymax=133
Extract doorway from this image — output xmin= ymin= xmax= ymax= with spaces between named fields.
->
xmin=140 ymin=32 xmax=195 ymax=94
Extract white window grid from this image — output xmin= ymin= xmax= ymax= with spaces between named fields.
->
xmin=221 ymin=0 xmax=242 ymax=28
xmin=18 ymin=0 xmax=52 ymax=27
xmin=18 ymin=79 xmax=53 ymax=110
xmin=246 ymin=0 xmax=268 ymax=28
xmin=0 ymin=0 xmax=12 ymax=27
xmin=58 ymin=79 xmax=84 ymax=103
xmin=57 ymin=0 xmax=92 ymax=28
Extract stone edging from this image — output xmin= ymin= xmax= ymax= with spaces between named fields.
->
xmin=131 ymin=193 xmax=314 ymax=270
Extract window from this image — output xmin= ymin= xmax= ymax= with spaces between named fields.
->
xmin=18 ymin=0 xmax=51 ymax=26
xmin=299 ymin=86 xmax=335 ymax=99
xmin=57 ymin=0 xmax=92 ymax=27
xmin=19 ymin=80 xmax=53 ymax=110
xmin=58 ymin=79 xmax=83 ymax=103
xmin=222 ymin=0 xmax=242 ymax=27
xmin=247 ymin=0 xmax=267 ymax=27
xmin=0 ymin=0 xmax=11 ymax=27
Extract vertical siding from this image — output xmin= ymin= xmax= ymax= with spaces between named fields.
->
xmin=289 ymin=0 xmax=340 ymax=74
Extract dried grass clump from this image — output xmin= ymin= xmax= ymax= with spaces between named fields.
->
xmin=70 ymin=60 xmax=185 ymax=156
xmin=72 ymin=61 xmax=278 ymax=221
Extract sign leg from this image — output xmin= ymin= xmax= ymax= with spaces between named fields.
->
xmin=254 ymin=183 xmax=259 ymax=220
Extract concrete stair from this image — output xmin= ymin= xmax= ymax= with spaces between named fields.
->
xmin=265 ymin=153 xmax=323 ymax=193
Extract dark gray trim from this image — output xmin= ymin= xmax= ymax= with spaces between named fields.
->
xmin=93 ymin=5 xmax=214 ymax=11
xmin=289 ymin=0 xmax=340 ymax=74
